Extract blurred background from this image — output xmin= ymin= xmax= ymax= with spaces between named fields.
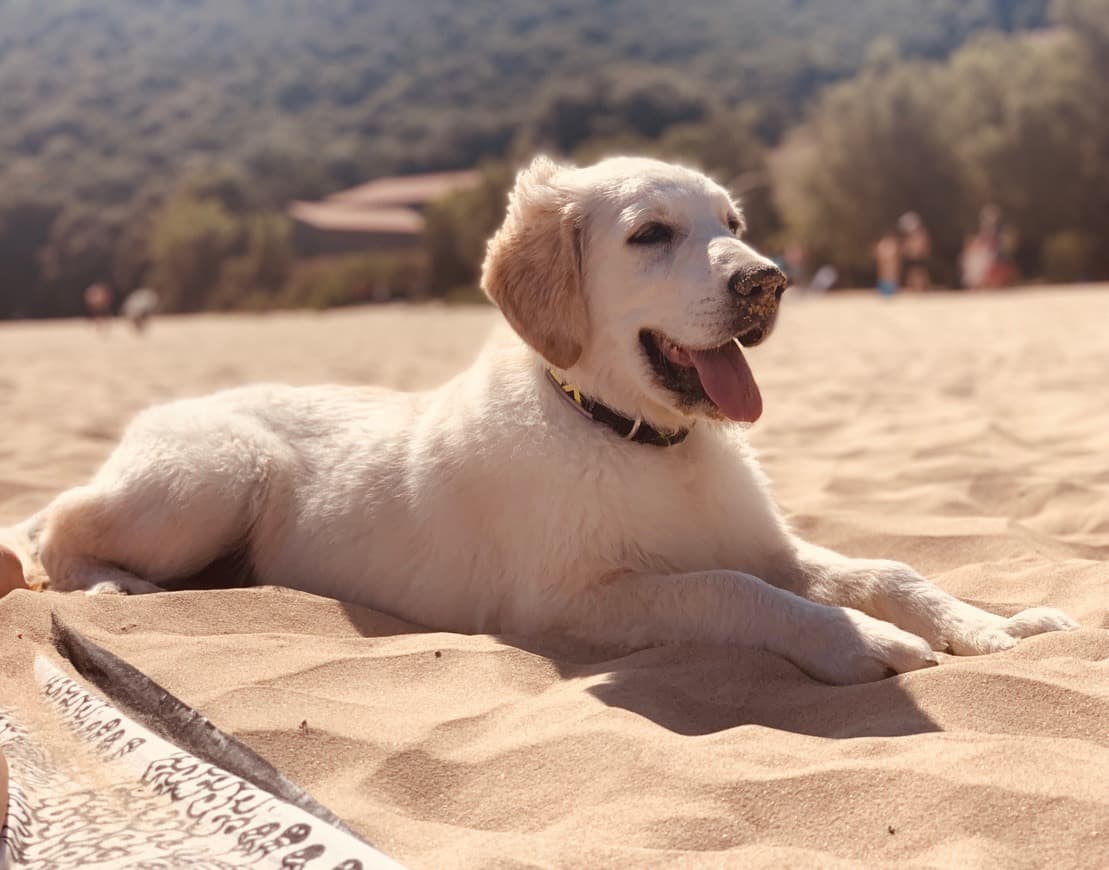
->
xmin=1 ymin=0 xmax=1107 ymax=321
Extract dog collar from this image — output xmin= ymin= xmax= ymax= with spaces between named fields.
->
xmin=545 ymin=369 xmax=690 ymax=447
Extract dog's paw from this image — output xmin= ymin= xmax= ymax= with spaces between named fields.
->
xmin=84 ymin=577 xmax=161 ymax=596
xmin=945 ymin=607 xmax=1078 ymax=656
xmin=795 ymin=607 xmax=938 ymax=685
xmin=1007 ymin=606 xmax=1078 ymax=635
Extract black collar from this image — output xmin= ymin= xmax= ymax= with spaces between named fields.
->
xmin=546 ymin=369 xmax=690 ymax=447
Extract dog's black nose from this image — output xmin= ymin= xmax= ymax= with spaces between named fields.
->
xmin=728 ymin=264 xmax=788 ymax=299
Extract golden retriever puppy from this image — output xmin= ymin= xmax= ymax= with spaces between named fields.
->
xmin=0 ymin=156 xmax=1075 ymax=684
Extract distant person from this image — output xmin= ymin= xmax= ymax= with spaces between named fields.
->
xmin=898 ymin=211 xmax=931 ymax=291
xmin=981 ymin=204 xmax=1016 ymax=288
xmin=781 ymin=241 xmax=807 ymax=288
xmin=121 ymin=287 xmax=160 ymax=333
xmin=808 ymin=264 xmax=837 ymax=294
xmin=959 ymin=233 xmax=993 ymax=291
xmin=873 ymin=232 xmax=901 ymax=296
xmin=960 ymin=205 xmax=1018 ymax=291
xmin=83 ymin=282 xmax=113 ymax=329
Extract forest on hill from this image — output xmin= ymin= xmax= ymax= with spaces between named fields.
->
xmin=1 ymin=0 xmax=1105 ymax=317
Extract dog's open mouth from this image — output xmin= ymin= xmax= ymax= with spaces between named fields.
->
xmin=640 ymin=328 xmax=764 ymax=422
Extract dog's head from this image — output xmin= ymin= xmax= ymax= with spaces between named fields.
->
xmin=482 ymin=155 xmax=786 ymax=427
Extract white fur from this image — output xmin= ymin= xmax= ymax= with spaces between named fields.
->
xmin=7 ymin=157 xmax=1075 ymax=684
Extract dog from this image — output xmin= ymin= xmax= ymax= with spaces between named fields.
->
xmin=0 ymin=156 xmax=1075 ymax=684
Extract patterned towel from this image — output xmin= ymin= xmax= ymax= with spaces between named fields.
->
xmin=1 ymin=656 xmax=402 ymax=869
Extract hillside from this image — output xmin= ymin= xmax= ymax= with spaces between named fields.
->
xmin=0 ymin=0 xmax=1052 ymax=315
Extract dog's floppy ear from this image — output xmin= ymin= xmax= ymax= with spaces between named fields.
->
xmin=482 ymin=156 xmax=588 ymax=370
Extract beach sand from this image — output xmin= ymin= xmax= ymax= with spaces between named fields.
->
xmin=1 ymin=288 xmax=1107 ymax=867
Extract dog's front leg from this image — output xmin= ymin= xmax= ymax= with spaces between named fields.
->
xmin=560 ymin=569 xmax=937 ymax=684
xmin=782 ymin=538 xmax=1077 ymax=655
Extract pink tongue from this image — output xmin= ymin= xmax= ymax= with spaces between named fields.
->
xmin=690 ymin=341 xmax=762 ymax=422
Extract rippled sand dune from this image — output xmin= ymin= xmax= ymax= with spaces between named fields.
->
xmin=2 ymin=288 xmax=1107 ymax=868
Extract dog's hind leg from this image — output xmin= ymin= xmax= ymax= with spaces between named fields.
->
xmin=36 ymin=417 xmax=278 ymax=594
xmin=0 ymin=511 xmax=147 ymax=594
xmin=38 ymin=474 xmax=260 ymax=594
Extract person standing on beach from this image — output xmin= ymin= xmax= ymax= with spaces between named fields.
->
xmin=83 ymin=281 xmax=113 ymax=329
xmin=960 ymin=231 xmax=993 ymax=290
xmin=898 ymin=212 xmax=932 ymax=292
xmin=959 ymin=205 xmax=1018 ymax=291
xmin=874 ymin=232 xmax=901 ymax=296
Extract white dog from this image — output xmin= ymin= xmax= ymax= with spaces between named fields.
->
xmin=0 ymin=156 xmax=1075 ymax=684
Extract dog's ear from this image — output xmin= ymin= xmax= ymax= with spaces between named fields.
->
xmin=482 ymin=156 xmax=588 ymax=370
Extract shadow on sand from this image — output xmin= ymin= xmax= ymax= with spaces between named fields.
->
xmin=331 ymin=598 xmax=942 ymax=740
xmin=108 ymin=541 xmax=943 ymax=741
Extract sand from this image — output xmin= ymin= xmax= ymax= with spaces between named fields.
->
xmin=1 ymin=288 xmax=1107 ymax=868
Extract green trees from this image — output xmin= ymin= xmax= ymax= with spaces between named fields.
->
xmin=2 ymin=0 xmax=1105 ymax=314
xmin=773 ymin=59 xmax=971 ymax=284
xmin=944 ymin=30 xmax=1102 ymax=275
xmin=524 ymin=67 xmax=712 ymax=155
xmin=148 ymin=191 xmax=295 ymax=312
xmin=423 ymin=165 xmax=514 ymax=298
xmin=150 ymin=198 xmax=240 ymax=312
xmin=773 ymin=12 xmax=1109 ymax=284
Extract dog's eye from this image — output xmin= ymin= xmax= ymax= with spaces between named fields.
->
xmin=628 ymin=222 xmax=674 ymax=245
xmin=727 ymin=216 xmax=741 ymax=235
